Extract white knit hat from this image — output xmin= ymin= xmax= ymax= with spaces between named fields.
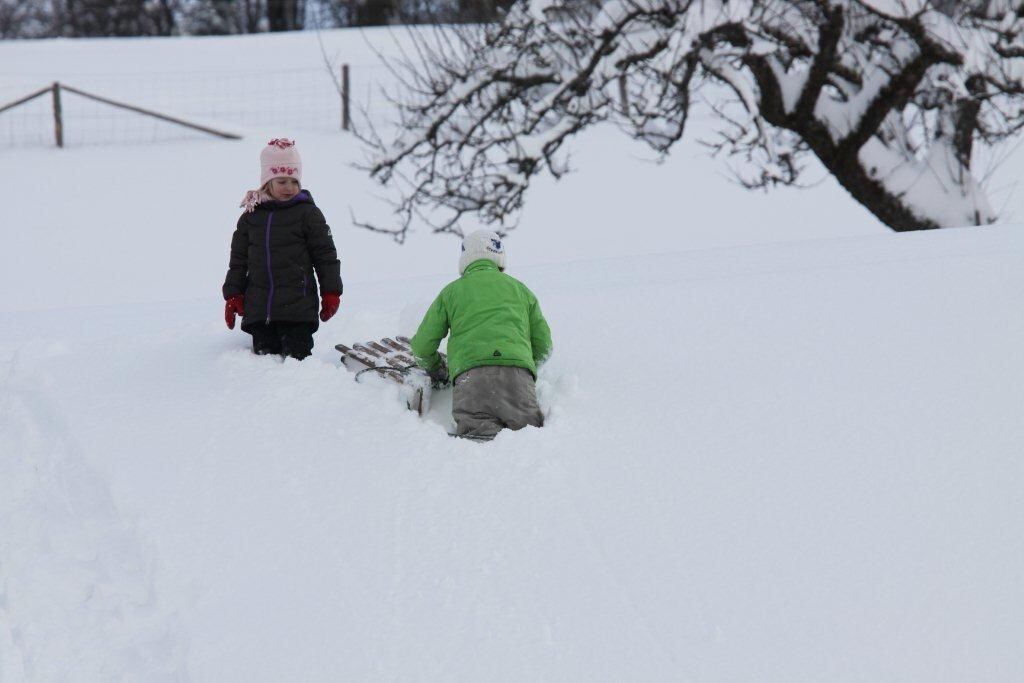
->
xmin=260 ymin=138 xmax=302 ymax=186
xmin=459 ymin=229 xmax=506 ymax=275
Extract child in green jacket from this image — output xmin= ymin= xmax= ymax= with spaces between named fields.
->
xmin=411 ymin=230 xmax=552 ymax=441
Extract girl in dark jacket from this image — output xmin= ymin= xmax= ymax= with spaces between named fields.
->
xmin=223 ymin=138 xmax=342 ymax=360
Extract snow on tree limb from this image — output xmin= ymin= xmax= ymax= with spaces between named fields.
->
xmin=362 ymin=0 xmax=1024 ymax=239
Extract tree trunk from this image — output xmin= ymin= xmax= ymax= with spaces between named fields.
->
xmin=359 ymin=0 xmax=395 ymax=26
xmin=267 ymin=0 xmax=302 ymax=31
xmin=828 ymin=158 xmax=940 ymax=231
xmin=792 ymin=115 xmax=941 ymax=231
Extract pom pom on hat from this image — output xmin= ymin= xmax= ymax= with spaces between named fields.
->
xmin=458 ymin=229 xmax=506 ymax=275
xmin=260 ymin=138 xmax=302 ymax=187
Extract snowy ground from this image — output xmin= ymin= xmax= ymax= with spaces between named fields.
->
xmin=2 ymin=29 xmax=1024 ymax=682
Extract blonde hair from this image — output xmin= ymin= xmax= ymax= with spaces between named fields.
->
xmin=262 ymin=177 xmax=300 ymax=200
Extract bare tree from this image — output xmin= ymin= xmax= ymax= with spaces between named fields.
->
xmin=311 ymin=0 xmax=512 ymax=26
xmin=244 ymin=0 xmax=266 ymax=31
xmin=0 ymin=0 xmax=33 ymax=37
xmin=267 ymin=0 xmax=305 ymax=30
xmin=364 ymin=0 xmax=1024 ymax=241
xmin=60 ymin=0 xmax=179 ymax=36
xmin=176 ymin=0 xmax=269 ymax=34
xmin=0 ymin=0 xmax=511 ymax=36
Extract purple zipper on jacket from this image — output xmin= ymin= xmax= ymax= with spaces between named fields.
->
xmin=264 ymin=211 xmax=274 ymax=324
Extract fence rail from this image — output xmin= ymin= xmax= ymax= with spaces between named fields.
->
xmin=0 ymin=63 xmax=377 ymax=149
xmin=0 ymin=81 xmax=243 ymax=147
xmin=0 ymin=85 xmax=53 ymax=116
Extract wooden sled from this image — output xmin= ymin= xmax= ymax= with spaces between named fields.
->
xmin=335 ymin=336 xmax=444 ymax=416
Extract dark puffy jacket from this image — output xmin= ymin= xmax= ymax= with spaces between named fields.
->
xmin=222 ymin=191 xmax=342 ymax=332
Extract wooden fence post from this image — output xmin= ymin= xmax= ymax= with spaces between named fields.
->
xmin=52 ymin=82 xmax=64 ymax=148
xmin=341 ymin=64 xmax=350 ymax=132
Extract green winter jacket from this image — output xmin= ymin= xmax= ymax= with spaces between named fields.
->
xmin=411 ymin=260 xmax=552 ymax=381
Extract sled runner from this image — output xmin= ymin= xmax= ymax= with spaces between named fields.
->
xmin=334 ymin=336 xmax=444 ymax=416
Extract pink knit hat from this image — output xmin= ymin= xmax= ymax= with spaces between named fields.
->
xmin=260 ymin=138 xmax=302 ymax=186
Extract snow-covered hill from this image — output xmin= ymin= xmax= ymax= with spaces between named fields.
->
xmin=2 ymin=29 xmax=1023 ymax=682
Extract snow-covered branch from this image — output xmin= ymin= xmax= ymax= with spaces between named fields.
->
xmin=364 ymin=0 xmax=1024 ymax=239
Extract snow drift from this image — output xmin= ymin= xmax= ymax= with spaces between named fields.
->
xmin=3 ymin=225 xmax=1023 ymax=681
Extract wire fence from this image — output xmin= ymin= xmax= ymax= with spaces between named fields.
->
xmin=0 ymin=62 xmax=395 ymax=149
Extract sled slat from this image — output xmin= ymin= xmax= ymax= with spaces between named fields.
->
xmin=343 ymin=350 xmax=382 ymax=370
xmin=369 ymin=341 xmax=393 ymax=356
xmin=353 ymin=343 xmax=382 ymax=357
xmin=382 ymin=338 xmax=406 ymax=353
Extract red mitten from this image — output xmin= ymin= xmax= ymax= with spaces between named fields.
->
xmin=320 ymin=292 xmax=340 ymax=322
xmin=224 ymin=295 xmax=245 ymax=329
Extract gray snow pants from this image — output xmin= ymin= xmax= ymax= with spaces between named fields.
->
xmin=452 ymin=366 xmax=544 ymax=441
